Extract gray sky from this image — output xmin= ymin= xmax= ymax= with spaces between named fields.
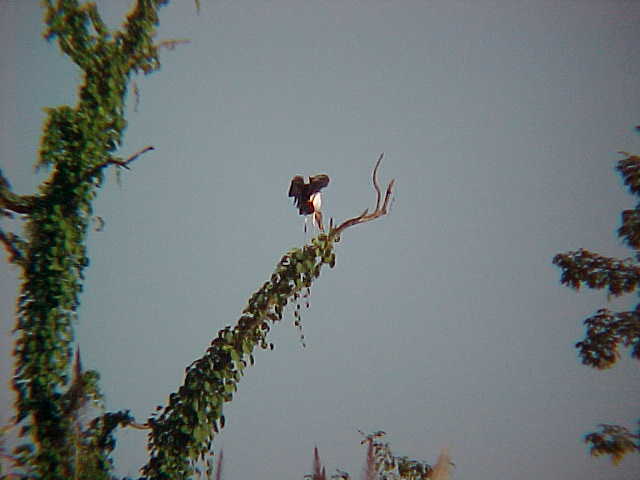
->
xmin=2 ymin=1 xmax=640 ymax=479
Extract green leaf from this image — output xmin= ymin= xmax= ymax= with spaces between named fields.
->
xmin=230 ymin=348 xmax=241 ymax=363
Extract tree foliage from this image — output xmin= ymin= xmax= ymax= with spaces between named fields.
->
xmin=357 ymin=431 xmax=434 ymax=480
xmin=140 ymin=151 xmax=392 ymax=478
xmin=142 ymin=235 xmax=338 ymax=478
xmin=1 ymin=1 xmax=181 ymax=478
xmin=304 ymin=432 xmax=451 ymax=480
xmin=553 ymin=151 xmax=640 ymax=463
xmin=1 ymin=2 xmax=396 ymax=479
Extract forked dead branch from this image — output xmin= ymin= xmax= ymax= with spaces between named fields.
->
xmin=329 ymin=153 xmax=395 ymax=237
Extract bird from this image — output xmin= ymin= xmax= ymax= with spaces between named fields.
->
xmin=288 ymin=174 xmax=330 ymax=232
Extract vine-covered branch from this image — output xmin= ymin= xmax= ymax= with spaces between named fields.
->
xmin=9 ymin=2 xmax=178 ymax=478
xmin=8 ymin=1 xmax=397 ymax=478
xmin=0 ymin=169 xmax=36 ymax=216
xmin=142 ymin=235 xmax=337 ymax=478
xmin=142 ymin=158 xmax=394 ymax=479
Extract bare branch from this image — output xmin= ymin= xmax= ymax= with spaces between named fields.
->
xmin=118 ymin=145 xmax=155 ymax=167
xmin=0 ymin=169 xmax=35 ymax=215
xmin=330 ymin=154 xmax=395 ymax=237
xmin=0 ymin=147 xmax=153 ymax=259
xmin=132 ymin=80 xmax=141 ymax=113
xmin=85 ymin=146 xmax=155 ymax=180
xmin=106 ymin=145 xmax=155 ymax=170
xmin=0 ymin=229 xmax=25 ymax=264
xmin=214 ymin=449 xmax=224 ymax=480
xmin=373 ymin=153 xmax=383 ymax=211
xmin=314 ymin=210 xmax=325 ymax=232
xmin=127 ymin=421 xmax=151 ymax=431
xmin=156 ymin=39 xmax=191 ymax=51
xmin=0 ymin=194 xmax=35 ymax=216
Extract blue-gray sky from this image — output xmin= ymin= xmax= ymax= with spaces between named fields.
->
xmin=2 ymin=1 xmax=640 ymax=479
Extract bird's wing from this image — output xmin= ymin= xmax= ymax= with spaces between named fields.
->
xmin=288 ymin=176 xmax=305 ymax=197
xmin=308 ymin=174 xmax=330 ymax=194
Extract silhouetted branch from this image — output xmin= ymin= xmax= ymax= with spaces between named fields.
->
xmin=304 ymin=447 xmax=327 ymax=480
xmin=214 ymin=449 xmax=224 ymax=480
xmin=85 ymin=146 xmax=155 ymax=180
xmin=431 ymin=448 xmax=453 ymax=480
xmin=127 ymin=421 xmax=151 ymax=430
xmin=585 ymin=423 xmax=640 ymax=464
xmin=553 ymin=248 xmax=640 ymax=298
xmin=553 ymin=136 xmax=640 ymax=464
xmin=330 ymin=154 xmax=395 ymax=237
xmin=0 ymin=229 xmax=25 ymax=264
xmin=363 ymin=437 xmax=375 ymax=480
xmin=576 ymin=307 xmax=640 ymax=369
xmin=156 ymin=39 xmax=191 ymax=51
xmin=0 ymin=169 xmax=35 ymax=215
xmin=373 ymin=153 xmax=384 ymax=212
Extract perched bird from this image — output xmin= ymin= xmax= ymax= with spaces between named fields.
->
xmin=288 ymin=174 xmax=330 ymax=231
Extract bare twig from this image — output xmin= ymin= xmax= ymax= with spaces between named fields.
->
xmin=0 ymin=229 xmax=25 ymax=264
xmin=314 ymin=210 xmax=324 ymax=232
xmin=127 ymin=421 xmax=151 ymax=430
xmin=373 ymin=153 xmax=383 ymax=212
xmin=431 ymin=448 xmax=454 ymax=480
xmin=214 ymin=449 xmax=224 ymax=480
xmin=156 ymin=39 xmax=191 ymax=51
xmin=0 ymin=169 xmax=35 ymax=215
xmin=106 ymin=145 xmax=155 ymax=170
xmin=363 ymin=437 xmax=376 ymax=480
xmin=1 ymin=146 xmax=151 ymax=217
xmin=85 ymin=146 xmax=155 ymax=179
xmin=132 ymin=80 xmax=141 ymax=112
xmin=0 ymin=194 xmax=34 ymax=216
xmin=330 ymin=154 xmax=395 ymax=237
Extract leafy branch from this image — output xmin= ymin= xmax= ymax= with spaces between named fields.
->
xmin=553 ymin=249 xmax=640 ymax=298
xmin=357 ymin=431 xmax=435 ymax=480
xmin=142 ymin=158 xmax=395 ymax=479
xmin=585 ymin=423 xmax=640 ymax=465
xmin=5 ymin=1 xmax=188 ymax=478
xmin=553 ymin=149 xmax=640 ymax=462
xmin=574 ymin=307 xmax=640 ymax=369
xmin=304 ymin=433 xmax=452 ymax=480
xmin=4 ymin=1 xmax=400 ymax=478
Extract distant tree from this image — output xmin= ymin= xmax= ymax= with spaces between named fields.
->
xmin=553 ymin=149 xmax=640 ymax=464
xmin=0 ymin=2 xmax=395 ymax=479
xmin=304 ymin=432 xmax=452 ymax=480
xmin=355 ymin=431 xmax=434 ymax=480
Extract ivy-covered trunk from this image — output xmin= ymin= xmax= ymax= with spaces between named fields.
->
xmin=4 ymin=2 xmax=172 ymax=477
